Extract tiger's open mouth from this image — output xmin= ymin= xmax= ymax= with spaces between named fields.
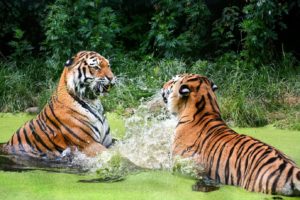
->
xmin=96 ymin=82 xmax=111 ymax=94
xmin=102 ymin=85 xmax=110 ymax=93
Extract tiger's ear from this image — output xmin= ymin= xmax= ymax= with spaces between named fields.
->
xmin=212 ymin=83 xmax=218 ymax=91
xmin=179 ymin=85 xmax=190 ymax=97
xmin=64 ymin=58 xmax=74 ymax=67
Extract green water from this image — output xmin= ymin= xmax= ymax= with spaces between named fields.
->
xmin=0 ymin=113 xmax=300 ymax=200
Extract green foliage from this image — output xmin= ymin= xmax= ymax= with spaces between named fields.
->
xmin=44 ymin=0 xmax=121 ymax=61
xmin=144 ymin=0 xmax=210 ymax=57
xmin=0 ymin=0 xmax=299 ymax=130
xmin=8 ymin=28 xmax=33 ymax=60
xmin=240 ymin=0 xmax=288 ymax=64
xmin=0 ymin=59 xmax=57 ymax=112
xmin=273 ymin=106 xmax=300 ymax=131
xmin=0 ymin=0 xmax=51 ymax=58
xmin=190 ymin=53 xmax=299 ymax=127
xmin=102 ymin=57 xmax=187 ymax=112
xmin=211 ymin=6 xmax=241 ymax=54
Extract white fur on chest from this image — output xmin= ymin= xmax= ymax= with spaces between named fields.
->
xmin=73 ymin=99 xmax=111 ymax=145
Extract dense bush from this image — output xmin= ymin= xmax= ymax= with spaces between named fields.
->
xmin=211 ymin=6 xmax=242 ymax=54
xmin=44 ymin=0 xmax=121 ymax=61
xmin=240 ymin=0 xmax=288 ymax=64
xmin=0 ymin=0 xmax=51 ymax=58
xmin=144 ymin=0 xmax=210 ymax=58
xmin=0 ymin=59 xmax=56 ymax=112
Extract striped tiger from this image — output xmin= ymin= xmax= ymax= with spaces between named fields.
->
xmin=1 ymin=51 xmax=115 ymax=158
xmin=161 ymin=73 xmax=300 ymax=196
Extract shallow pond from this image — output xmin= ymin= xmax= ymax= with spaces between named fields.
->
xmin=0 ymin=113 xmax=300 ymax=200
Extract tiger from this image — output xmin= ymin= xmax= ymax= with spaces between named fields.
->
xmin=1 ymin=51 xmax=115 ymax=158
xmin=161 ymin=73 xmax=300 ymax=196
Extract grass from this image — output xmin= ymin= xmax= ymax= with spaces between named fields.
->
xmin=1 ymin=113 xmax=300 ymax=200
xmin=1 ymin=54 xmax=299 ymax=128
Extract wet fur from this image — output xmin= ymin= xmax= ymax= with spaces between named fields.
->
xmin=2 ymin=51 xmax=115 ymax=158
xmin=162 ymin=74 xmax=300 ymax=196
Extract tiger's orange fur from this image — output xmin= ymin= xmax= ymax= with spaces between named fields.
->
xmin=2 ymin=51 xmax=115 ymax=158
xmin=162 ymin=74 xmax=300 ymax=196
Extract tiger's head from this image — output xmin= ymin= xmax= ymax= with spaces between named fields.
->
xmin=63 ymin=51 xmax=115 ymax=99
xmin=161 ymin=74 xmax=218 ymax=115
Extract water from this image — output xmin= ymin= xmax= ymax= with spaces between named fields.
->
xmin=117 ymin=94 xmax=176 ymax=169
xmin=71 ymin=93 xmax=178 ymax=172
xmin=0 ymin=93 xmax=215 ymax=190
xmin=0 ymin=93 xmax=177 ymax=173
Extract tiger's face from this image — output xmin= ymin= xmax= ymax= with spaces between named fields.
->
xmin=161 ymin=74 xmax=218 ymax=114
xmin=64 ymin=51 xmax=115 ymax=99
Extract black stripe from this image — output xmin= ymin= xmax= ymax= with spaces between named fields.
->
xmin=16 ymin=129 xmax=25 ymax=152
xmin=102 ymin=127 xmax=111 ymax=147
xmin=176 ymin=120 xmax=192 ymax=127
xmin=235 ymin=139 xmax=258 ymax=185
xmin=234 ymin=138 xmax=253 ymax=168
xmin=214 ymin=134 xmax=240 ymax=183
xmin=82 ymin=66 xmax=87 ymax=79
xmin=43 ymin=109 xmax=61 ymax=131
xmin=244 ymin=144 xmax=266 ymax=176
xmin=29 ymin=120 xmax=53 ymax=152
xmin=71 ymin=115 xmax=100 ymax=142
xmin=188 ymin=122 xmax=225 ymax=156
xmin=224 ymin=135 xmax=246 ymax=184
xmin=78 ymin=67 xmax=82 ymax=79
xmin=191 ymin=124 xmax=225 ymax=156
xmin=36 ymin=119 xmax=46 ymax=132
xmin=43 ymin=108 xmax=72 ymax=147
xmin=242 ymin=143 xmax=263 ymax=175
xmin=270 ymin=161 xmax=287 ymax=194
xmin=206 ymin=132 xmax=234 ymax=177
xmin=186 ymin=77 xmax=200 ymax=82
xmin=70 ymin=94 xmax=103 ymax=124
xmin=246 ymin=147 xmax=271 ymax=189
xmin=245 ymin=156 xmax=277 ymax=190
xmin=48 ymin=102 xmax=87 ymax=144
xmin=257 ymin=165 xmax=273 ymax=192
xmin=191 ymin=126 xmax=226 ymax=157
xmin=284 ymin=166 xmax=294 ymax=186
xmin=192 ymin=112 xmax=209 ymax=128
xmin=36 ymin=119 xmax=64 ymax=153
xmin=24 ymin=125 xmax=43 ymax=154
xmin=204 ymin=129 xmax=230 ymax=163
xmin=203 ymin=128 xmax=232 ymax=161
xmin=23 ymin=128 xmax=33 ymax=152
xmin=207 ymin=92 xmax=219 ymax=114
xmin=40 ymin=115 xmax=56 ymax=136
xmin=192 ymin=96 xmax=205 ymax=121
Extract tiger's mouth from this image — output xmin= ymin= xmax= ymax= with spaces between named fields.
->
xmin=96 ymin=82 xmax=112 ymax=95
xmin=101 ymin=84 xmax=111 ymax=93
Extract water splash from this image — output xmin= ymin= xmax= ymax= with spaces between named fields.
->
xmin=0 ymin=92 xmax=205 ymax=181
xmin=117 ymin=94 xmax=176 ymax=169
xmin=71 ymin=92 xmax=177 ymax=172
